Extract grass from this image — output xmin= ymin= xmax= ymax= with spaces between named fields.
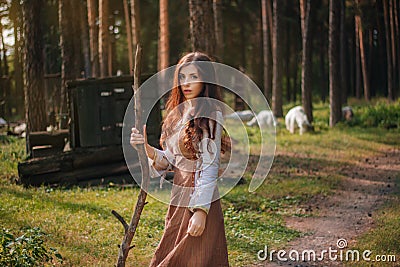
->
xmin=0 ymin=100 xmax=399 ymax=266
xmin=346 ymin=179 xmax=400 ymax=267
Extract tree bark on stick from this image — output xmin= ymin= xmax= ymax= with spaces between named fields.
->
xmin=113 ymin=45 xmax=149 ymax=267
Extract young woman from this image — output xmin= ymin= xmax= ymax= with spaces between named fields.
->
xmin=130 ymin=52 xmax=230 ymax=266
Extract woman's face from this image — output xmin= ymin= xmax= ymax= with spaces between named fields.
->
xmin=179 ymin=64 xmax=203 ymax=100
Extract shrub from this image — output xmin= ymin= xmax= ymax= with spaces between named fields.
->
xmin=360 ymin=100 xmax=400 ymax=129
xmin=0 ymin=227 xmax=62 ymax=266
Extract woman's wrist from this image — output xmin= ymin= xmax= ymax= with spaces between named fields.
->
xmin=194 ymin=208 xmax=207 ymax=216
xmin=145 ymin=144 xmax=155 ymax=160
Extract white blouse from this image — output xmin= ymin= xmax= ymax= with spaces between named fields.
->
xmin=147 ymin=110 xmax=223 ymax=214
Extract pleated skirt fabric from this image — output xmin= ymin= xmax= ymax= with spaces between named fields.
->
xmin=148 ymin=169 xmax=229 ymax=267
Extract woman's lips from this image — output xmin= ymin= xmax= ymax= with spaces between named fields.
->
xmin=183 ymin=90 xmax=192 ymax=94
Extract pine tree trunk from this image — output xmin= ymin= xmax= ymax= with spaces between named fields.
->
xmin=123 ymin=0 xmax=133 ymax=74
xmin=389 ymin=0 xmax=397 ymax=98
xmin=394 ymin=0 xmax=400 ymax=96
xmin=300 ymin=0 xmax=313 ymax=123
xmin=87 ymin=0 xmax=99 ymax=77
xmin=355 ymin=0 xmax=370 ymax=101
xmin=72 ymin=0 xmax=83 ymax=78
xmin=158 ymin=0 xmax=169 ymax=71
xmin=0 ymin=24 xmax=4 ymax=118
xmin=11 ymin=0 xmax=24 ymax=117
xmin=383 ymin=0 xmax=393 ymax=100
xmin=329 ymin=0 xmax=342 ymax=127
xmin=284 ymin=9 xmax=291 ymax=103
xmin=79 ymin=0 xmax=91 ymax=77
xmin=99 ymin=0 xmax=110 ymax=77
xmin=213 ymin=0 xmax=223 ymax=59
xmin=354 ymin=9 xmax=362 ymax=99
xmin=131 ymin=0 xmax=141 ymax=57
xmin=0 ymin=30 xmax=3 ymax=77
xmin=340 ymin=0 xmax=348 ymax=104
xmin=188 ymin=0 xmax=216 ymax=56
xmin=59 ymin=0 xmax=78 ymax=115
xmin=23 ymin=0 xmax=47 ymax=155
xmin=0 ymin=22 xmax=10 ymax=118
xmin=0 ymin=26 xmax=8 ymax=77
xmin=272 ymin=0 xmax=283 ymax=117
xmin=319 ymin=37 xmax=327 ymax=102
xmin=261 ymin=0 xmax=272 ymax=101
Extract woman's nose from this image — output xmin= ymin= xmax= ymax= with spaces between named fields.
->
xmin=182 ymin=78 xmax=190 ymax=86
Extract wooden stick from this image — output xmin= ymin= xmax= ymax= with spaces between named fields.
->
xmin=113 ymin=44 xmax=150 ymax=267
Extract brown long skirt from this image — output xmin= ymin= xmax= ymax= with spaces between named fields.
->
xmin=149 ymin=170 xmax=229 ymax=267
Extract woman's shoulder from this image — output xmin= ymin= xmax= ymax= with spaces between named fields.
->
xmin=211 ymin=109 xmax=223 ymax=120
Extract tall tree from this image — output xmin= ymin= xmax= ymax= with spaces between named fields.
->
xmin=87 ymin=0 xmax=99 ymax=77
xmin=300 ymin=0 xmax=314 ymax=123
xmin=0 ymin=24 xmax=8 ymax=77
xmin=354 ymin=6 xmax=362 ymax=99
xmin=158 ymin=0 xmax=169 ymax=71
xmin=123 ymin=0 xmax=133 ymax=74
xmin=188 ymin=0 xmax=216 ymax=56
xmin=329 ymin=0 xmax=342 ymax=127
xmin=59 ymin=0 xmax=79 ymax=114
xmin=23 ymin=0 xmax=47 ymax=149
xmin=261 ymin=0 xmax=272 ymax=100
xmin=79 ymin=0 xmax=91 ymax=77
xmin=389 ymin=0 xmax=398 ymax=99
xmin=340 ymin=0 xmax=348 ymax=104
xmin=213 ymin=0 xmax=223 ymax=59
xmin=99 ymin=0 xmax=110 ymax=77
xmin=383 ymin=0 xmax=393 ymax=100
xmin=355 ymin=0 xmax=370 ymax=100
xmin=394 ymin=0 xmax=400 ymax=96
xmin=10 ymin=0 xmax=24 ymax=116
xmin=131 ymin=0 xmax=140 ymax=57
xmin=272 ymin=0 xmax=283 ymax=117
xmin=72 ymin=0 xmax=83 ymax=78
xmin=0 ymin=17 xmax=11 ymax=118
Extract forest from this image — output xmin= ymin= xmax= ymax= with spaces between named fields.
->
xmin=0 ymin=0 xmax=399 ymax=129
xmin=0 ymin=0 xmax=399 ymax=266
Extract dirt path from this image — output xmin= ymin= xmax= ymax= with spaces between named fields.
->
xmin=254 ymin=147 xmax=400 ymax=267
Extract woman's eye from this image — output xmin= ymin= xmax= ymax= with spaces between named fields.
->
xmin=191 ymin=75 xmax=198 ymax=80
xmin=179 ymin=74 xmax=185 ymax=81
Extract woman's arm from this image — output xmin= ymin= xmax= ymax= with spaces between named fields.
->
xmin=130 ymin=125 xmax=173 ymax=178
xmin=147 ymin=147 xmax=174 ymax=178
xmin=188 ymin=111 xmax=223 ymax=214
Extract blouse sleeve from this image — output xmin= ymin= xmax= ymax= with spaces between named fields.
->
xmin=188 ymin=111 xmax=223 ymax=215
xmin=147 ymin=147 xmax=174 ymax=179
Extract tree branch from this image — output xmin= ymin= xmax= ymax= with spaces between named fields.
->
xmin=111 ymin=210 xmax=128 ymax=233
xmin=114 ymin=44 xmax=149 ymax=267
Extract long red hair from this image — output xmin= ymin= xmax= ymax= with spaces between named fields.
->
xmin=160 ymin=52 xmax=229 ymax=155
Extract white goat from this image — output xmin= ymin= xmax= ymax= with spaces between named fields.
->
xmin=224 ymin=110 xmax=254 ymax=122
xmin=246 ymin=110 xmax=277 ymax=128
xmin=285 ymin=106 xmax=312 ymax=135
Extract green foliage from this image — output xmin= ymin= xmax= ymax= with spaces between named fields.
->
xmin=0 ymin=136 xmax=26 ymax=184
xmin=0 ymin=227 xmax=62 ymax=266
xmin=359 ymin=100 xmax=400 ymax=129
